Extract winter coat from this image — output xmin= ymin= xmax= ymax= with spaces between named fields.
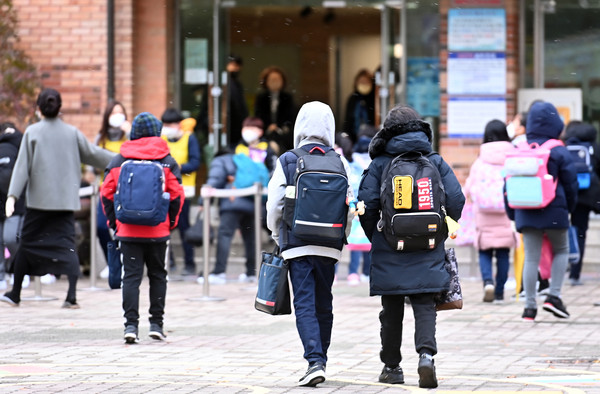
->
xmin=254 ymin=90 xmax=297 ymax=152
xmin=464 ymin=141 xmax=517 ymax=250
xmin=358 ymin=121 xmax=465 ymax=296
xmin=343 ymin=91 xmax=375 ymax=141
xmin=506 ymin=102 xmax=578 ymax=231
xmin=9 ymin=118 xmax=115 ymax=211
xmin=0 ymin=130 xmax=25 ymax=219
xmin=101 ymin=136 xmax=184 ymax=242
xmin=563 ymin=123 xmax=600 ymax=213
xmin=266 ymin=101 xmax=354 ymax=261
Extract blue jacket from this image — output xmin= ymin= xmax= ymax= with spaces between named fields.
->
xmin=358 ymin=121 xmax=465 ymax=296
xmin=506 ymin=102 xmax=578 ymax=230
xmin=203 ymin=152 xmax=254 ymax=213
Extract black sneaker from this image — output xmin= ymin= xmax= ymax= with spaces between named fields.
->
xmin=417 ymin=354 xmax=438 ymax=389
xmin=522 ymin=308 xmax=537 ymax=322
xmin=124 ymin=325 xmax=138 ymax=344
xmin=61 ymin=300 xmax=80 ymax=309
xmin=298 ymin=362 xmax=325 ymax=387
xmin=0 ymin=292 xmax=19 ymax=307
xmin=378 ymin=365 xmax=404 ymax=384
xmin=543 ymin=295 xmax=570 ymax=319
xmin=148 ymin=323 xmax=166 ymax=340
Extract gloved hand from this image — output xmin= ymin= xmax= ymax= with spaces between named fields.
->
xmin=5 ymin=196 xmax=15 ymax=218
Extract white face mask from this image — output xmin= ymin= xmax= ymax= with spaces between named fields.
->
xmin=242 ymin=128 xmax=260 ymax=144
xmin=109 ymin=113 xmax=126 ymax=128
xmin=162 ymin=126 xmax=180 ymax=140
xmin=506 ymin=122 xmax=516 ymax=140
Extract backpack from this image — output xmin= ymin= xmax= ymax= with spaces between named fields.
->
xmin=232 ymin=152 xmax=270 ymax=189
xmin=283 ymin=146 xmax=349 ymax=245
xmin=504 ymin=139 xmax=564 ymax=209
xmin=377 ymin=152 xmax=447 ymax=252
xmin=470 ymin=160 xmax=506 ymax=212
xmin=114 ymin=160 xmax=171 ymax=226
xmin=566 ymin=144 xmax=594 ymax=190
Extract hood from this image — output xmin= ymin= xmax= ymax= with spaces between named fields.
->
xmin=120 ymin=136 xmax=170 ymax=160
xmin=479 ymin=141 xmax=514 ymax=165
xmin=0 ymin=130 xmax=22 ymax=148
xmin=294 ymin=101 xmax=335 ymax=149
xmin=564 ymin=122 xmax=597 ymax=143
xmin=369 ymin=120 xmax=432 ymax=159
xmin=526 ymin=102 xmax=564 ymax=140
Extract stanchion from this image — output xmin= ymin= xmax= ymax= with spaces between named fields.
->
xmin=81 ymin=181 xmax=109 ymax=292
xmin=21 ymin=277 xmax=58 ymax=301
xmin=187 ymin=185 xmax=225 ymax=302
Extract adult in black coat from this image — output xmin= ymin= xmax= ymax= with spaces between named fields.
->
xmin=358 ymin=105 xmax=464 ymax=388
xmin=0 ymin=123 xmax=25 ymax=287
xmin=562 ymin=121 xmax=600 ymax=285
xmin=254 ymin=66 xmax=297 ymax=154
xmin=343 ymin=69 xmax=376 ymax=143
xmin=226 ymin=55 xmax=249 ymax=148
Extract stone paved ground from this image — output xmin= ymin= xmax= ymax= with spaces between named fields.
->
xmin=1 ymin=263 xmax=600 ymax=393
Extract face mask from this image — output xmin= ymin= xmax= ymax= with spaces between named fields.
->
xmin=357 ymin=83 xmax=372 ymax=95
xmin=107 ymin=127 xmax=123 ymax=140
xmin=162 ymin=126 xmax=180 ymax=140
xmin=109 ymin=113 xmax=126 ymax=128
xmin=242 ymin=128 xmax=260 ymax=144
xmin=506 ymin=123 xmax=516 ymax=140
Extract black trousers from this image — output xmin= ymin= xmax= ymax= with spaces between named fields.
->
xmin=121 ymin=241 xmax=168 ymax=328
xmin=379 ymin=293 xmax=437 ymax=367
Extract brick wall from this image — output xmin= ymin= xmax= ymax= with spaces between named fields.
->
xmin=11 ymin=0 xmax=171 ymax=141
xmin=438 ymin=0 xmax=520 ymax=185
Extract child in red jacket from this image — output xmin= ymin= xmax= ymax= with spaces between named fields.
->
xmin=101 ymin=112 xmax=184 ymax=344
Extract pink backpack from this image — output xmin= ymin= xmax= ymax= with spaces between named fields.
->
xmin=504 ymin=139 xmax=564 ymax=209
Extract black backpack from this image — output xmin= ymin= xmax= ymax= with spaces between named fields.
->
xmin=283 ymin=146 xmax=349 ymax=246
xmin=377 ymin=152 xmax=446 ymax=251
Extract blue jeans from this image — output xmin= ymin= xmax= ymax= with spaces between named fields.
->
xmin=522 ymin=228 xmax=569 ymax=309
xmin=349 ymin=251 xmax=371 ymax=276
xmin=213 ymin=210 xmax=256 ymax=276
xmin=478 ymin=248 xmax=509 ymax=298
xmin=289 ymin=255 xmax=336 ymax=366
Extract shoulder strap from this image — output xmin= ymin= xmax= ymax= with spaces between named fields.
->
xmin=540 ymin=139 xmax=564 ymax=150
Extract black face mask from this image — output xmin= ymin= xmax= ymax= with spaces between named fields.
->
xmin=107 ymin=127 xmax=123 ymax=141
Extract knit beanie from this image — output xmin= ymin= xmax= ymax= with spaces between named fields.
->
xmin=130 ymin=112 xmax=162 ymax=140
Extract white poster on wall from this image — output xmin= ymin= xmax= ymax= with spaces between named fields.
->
xmin=447 ymin=97 xmax=507 ymax=138
xmin=518 ymin=88 xmax=582 ymax=124
xmin=184 ymin=38 xmax=208 ymax=84
xmin=447 ymin=52 xmax=506 ymax=95
xmin=448 ymin=9 xmax=506 ymax=52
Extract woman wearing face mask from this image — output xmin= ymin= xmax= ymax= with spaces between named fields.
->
xmin=343 ymin=69 xmax=376 ymax=143
xmin=95 ymin=101 xmax=131 ymax=273
xmin=254 ymin=66 xmax=297 ymax=154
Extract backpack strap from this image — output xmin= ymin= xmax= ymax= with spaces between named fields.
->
xmin=540 ymin=139 xmax=564 ymax=150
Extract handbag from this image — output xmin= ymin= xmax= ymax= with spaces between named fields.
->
xmin=107 ymin=240 xmax=122 ymax=289
xmin=434 ymin=248 xmax=463 ymax=311
xmin=184 ymin=213 xmax=214 ymax=246
xmin=255 ymin=247 xmax=291 ymax=315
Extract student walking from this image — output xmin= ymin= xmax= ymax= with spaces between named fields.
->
xmin=358 ymin=105 xmax=465 ymax=388
xmin=464 ymin=120 xmax=517 ymax=303
xmin=101 ymin=112 xmax=184 ymax=343
xmin=506 ymin=101 xmax=578 ymax=321
xmin=0 ymin=88 xmax=114 ymax=308
xmin=266 ymin=101 xmax=354 ymax=387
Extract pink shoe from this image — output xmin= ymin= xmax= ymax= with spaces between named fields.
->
xmin=347 ymin=273 xmax=360 ymax=286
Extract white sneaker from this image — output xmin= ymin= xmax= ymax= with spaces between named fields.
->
xmin=40 ymin=274 xmax=56 ymax=285
xmin=99 ymin=266 xmax=109 ymax=279
xmin=196 ymin=273 xmax=227 ymax=285
xmin=347 ymin=273 xmax=360 ymax=286
xmin=238 ymin=273 xmax=256 ymax=283
xmin=0 ymin=279 xmax=6 ymax=290
xmin=11 ymin=275 xmax=30 ymax=288
xmin=360 ymin=274 xmax=370 ymax=283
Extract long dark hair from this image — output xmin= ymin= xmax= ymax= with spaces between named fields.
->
xmin=98 ymin=100 xmax=127 ymax=146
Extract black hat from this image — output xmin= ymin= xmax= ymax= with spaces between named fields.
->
xmin=161 ymin=108 xmax=184 ymax=124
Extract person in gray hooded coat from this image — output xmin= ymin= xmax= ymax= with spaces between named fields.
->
xmin=266 ymin=101 xmax=354 ymax=387
xmin=358 ymin=105 xmax=464 ymax=388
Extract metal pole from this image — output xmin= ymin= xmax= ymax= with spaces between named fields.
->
xmin=21 ymin=277 xmax=57 ymax=302
xmin=107 ymin=0 xmax=115 ymax=100
xmin=211 ymin=0 xmax=223 ymax=152
xmin=174 ymin=0 xmax=182 ymax=109
xmin=533 ymin=0 xmax=544 ymax=89
xmin=398 ymin=3 xmax=407 ymax=105
xmin=380 ymin=5 xmax=390 ymax=120
xmin=253 ymin=183 xmax=262 ymax=281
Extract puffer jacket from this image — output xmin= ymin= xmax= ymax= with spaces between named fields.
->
xmin=358 ymin=121 xmax=465 ymax=296
xmin=506 ymin=102 xmax=578 ymax=230
xmin=464 ymin=141 xmax=517 ymax=250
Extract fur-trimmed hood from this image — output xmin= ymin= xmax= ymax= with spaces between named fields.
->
xmin=368 ymin=120 xmax=432 ymax=159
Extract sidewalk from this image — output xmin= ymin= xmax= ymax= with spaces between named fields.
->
xmin=1 ymin=267 xmax=599 ymax=393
